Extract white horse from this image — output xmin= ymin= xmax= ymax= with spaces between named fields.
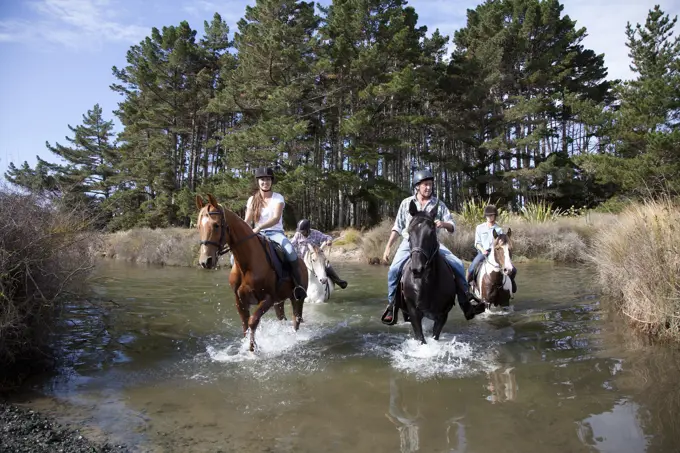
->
xmin=471 ymin=229 xmax=514 ymax=309
xmin=303 ymin=243 xmax=334 ymax=304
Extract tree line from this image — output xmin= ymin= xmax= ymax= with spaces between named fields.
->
xmin=5 ymin=0 xmax=679 ymax=231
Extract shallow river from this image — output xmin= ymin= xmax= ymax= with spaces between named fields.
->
xmin=15 ymin=260 xmax=680 ymax=452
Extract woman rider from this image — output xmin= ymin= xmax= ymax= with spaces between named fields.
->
xmin=244 ymin=167 xmax=306 ymax=301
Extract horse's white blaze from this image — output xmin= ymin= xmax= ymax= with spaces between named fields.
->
xmin=502 ymin=244 xmax=513 ymax=274
xmin=304 ymin=243 xmax=333 ymax=304
xmin=201 ymin=215 xmax=211 ymax=226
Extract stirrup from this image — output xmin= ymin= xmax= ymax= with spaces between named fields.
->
xmin=381 ymin=305 xmax=398 ymax=326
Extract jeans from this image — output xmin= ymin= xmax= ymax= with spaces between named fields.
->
xmin=387 ymin=238 xmax=467 ymax=305
xmin=467 ymin=251 xmax=487 ymax=280
xmin=262 ymin=229 xmax=298 ymax=261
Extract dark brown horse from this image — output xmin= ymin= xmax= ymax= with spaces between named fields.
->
xmin=470 ymin=229 xmax=514 ymax=308
xmin=396 ymin=200 xmax=485 ymax=344
xmin=195 ymin=194 xmax=308 ymax=352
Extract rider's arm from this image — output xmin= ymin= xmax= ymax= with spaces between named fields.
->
xmin=436 ymin=203 xmax=455 ymax=233
xmin=384 ymin=230 xmax=400 ymax=257
xmin=256 ymin=202 xmax=283 ymax=230
xmin=244 ymin=196 xmax=254 ymax=225
xmin=474 ymin=224 xmax=485 ymax=252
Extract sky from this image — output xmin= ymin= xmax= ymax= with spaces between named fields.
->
xmin=1 ymin=0 xmax=678 ymax=178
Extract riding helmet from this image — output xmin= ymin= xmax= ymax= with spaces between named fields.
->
xmin=254 ymin=167 xmax=275 ymax=182
xmin=484 ymin=205 xmax=498 ymax=216
xmin=297 ymin=219 xmax=311 ymax=233
xmin=412 ymin=169 xmax=434 ymax=188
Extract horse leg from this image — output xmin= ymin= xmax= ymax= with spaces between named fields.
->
xmin=234 ymin=289 xmax=251 ymax=337
xmin=248 ymin=295 xmax=275 ymax=352
xmin=289 ymin=297 xmax=304 ymax=331
xmin=409 ymin=306 xmax=426 ymax=344
xmin=274 ymin=301 xmax=287 ymax=321
xmin=432 ymin=313 xmax=449 ymax=341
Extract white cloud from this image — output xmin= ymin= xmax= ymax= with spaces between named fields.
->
xmin=0 ymin=0 xmax=148 ymax=50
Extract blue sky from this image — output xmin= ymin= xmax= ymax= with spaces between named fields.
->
xmin=1 ymin=0 xmax=678 ymax=177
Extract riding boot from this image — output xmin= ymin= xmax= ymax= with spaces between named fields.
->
xmin=289 ymin=261 xmax=307 ymax=301
xmin=510 ymin=267 xmax=517 ymax=293
xmin=325 ymin=264 xmax=347 ymax=289
xmin=455 ymin=274 xmax=485 ymax=320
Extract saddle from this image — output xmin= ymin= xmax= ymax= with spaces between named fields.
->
xmin=256 ymin=234 xmax=289 ymax=281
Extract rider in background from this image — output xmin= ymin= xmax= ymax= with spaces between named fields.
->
xmin=466 ymin=204 xmax=517 ymax=294
xmin=244 ymin=167 xmax=306 ymax=301
xmin=291 ymin=219 xmax=348 ymax=289
xmin=380 ymin=169 xmax=470 ymax=324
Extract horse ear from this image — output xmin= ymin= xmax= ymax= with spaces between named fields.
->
xmin=409 ymin=199 xmax=418 ymax=216
xmin=493 ymin=229 xmax=499 ymax=239
xmin=506 ymin=228 xmax=512 ymax=238
xmin=427 ymin=204 xmax=438 ymax=219
xmin=207 ymin=193 xmax=219 ymax=209
xmin=195 ymin=195 xmax=205 ymax=210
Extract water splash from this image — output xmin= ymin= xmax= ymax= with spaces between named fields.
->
xmin=390 ymin=336 xmax=479 ymax=379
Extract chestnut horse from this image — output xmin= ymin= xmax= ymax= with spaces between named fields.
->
xmin=471 ymin=229 xmax=514 ymax=308
xmin=195 ymin=194 xmax=308 ymax=352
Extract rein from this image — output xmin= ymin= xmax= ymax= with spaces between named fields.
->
xmin=199 ymin=209 xmax=258 ymax=256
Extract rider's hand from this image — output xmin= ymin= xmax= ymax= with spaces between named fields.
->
xmin=483 ymin=249 xmax=489 ymax=256
xmin=325 ymin=240 xmax=333 ymax=247
xmin=382 ymin=249 xmax=390 ymax=264
xmin=434 ymin=220 xmax=443 ymax=228
xmin=253 ymin=226 xmax=260 ymax=234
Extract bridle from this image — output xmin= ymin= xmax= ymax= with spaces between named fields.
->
xmin=198 ymin=206 xmax=257 ymax=256
xmin=409 ymin=217 xmax=439 ymax=268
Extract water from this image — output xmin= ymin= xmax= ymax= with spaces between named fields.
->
xmin=15 ymin=260 xmax=680 ymax=452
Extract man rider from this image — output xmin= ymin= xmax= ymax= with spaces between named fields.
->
xmin=380 ymin=169 xmax=471 ymax=324
xmin=291 ymin=219 xmax=348 ymax=289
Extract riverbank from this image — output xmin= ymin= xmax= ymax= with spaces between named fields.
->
xmin=0 ymin=192 xmax=97 ymax=391
xmin=0 ymin=401 xmax=128 ymax=452
xmin=98 ymin=211 xmax=613 ymax=267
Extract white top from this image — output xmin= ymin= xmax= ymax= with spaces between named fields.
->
xmin=247 ymin=192 xmax=285 ymax=232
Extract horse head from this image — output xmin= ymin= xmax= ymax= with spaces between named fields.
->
xmin=305 ymin=243 xmax=329 ymax=285
xmin=491 ymin=228 xmax=514 ymax=276
xmin=196 ymin=193 xmax=227 ymax=269
xmin=407 ymin=199 xmax=439 ymax=279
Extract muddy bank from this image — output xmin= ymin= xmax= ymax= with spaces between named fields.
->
xmin=0 ymin=401 xmax=129 ymax=453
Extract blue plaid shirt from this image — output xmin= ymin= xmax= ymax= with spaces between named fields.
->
xmin=392 ymin=196 xmax=454 ymax=239
xmin=291 ymin=229 xmax=333 ymax=258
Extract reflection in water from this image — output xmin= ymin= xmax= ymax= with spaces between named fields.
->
xmin=386 ymin=376 xmax=468 ymax=453
xmin=486 ymin=366 xmax=518 ymax=404
xmin=386 ymin=376 xmax=422 ymax=453
xmin=8 ymin=260 xmax=680 ymax=452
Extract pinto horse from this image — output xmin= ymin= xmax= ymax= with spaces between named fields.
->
xmin=195 ymin=194 xmax=308 ymax=352
xmin=395 ymin=200 xmax=485 ymax=344
xmin=471 ymin=229 xmax=514 ymax=308
xmin=303 ymin=243 xmax=333 ymax=304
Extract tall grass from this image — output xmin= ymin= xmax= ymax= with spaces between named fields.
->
xmin=360 ymin=212 xmax=597 ymax=264
xmin=101 ymin=227 xmax=202 ymax=267
xmin=588 ymin=197 xmax=680 ymax=342
xmin=0 ymin=191 xmax=96 ymax=389
xmin=458 ymin=198 xmax=510 ymax=226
